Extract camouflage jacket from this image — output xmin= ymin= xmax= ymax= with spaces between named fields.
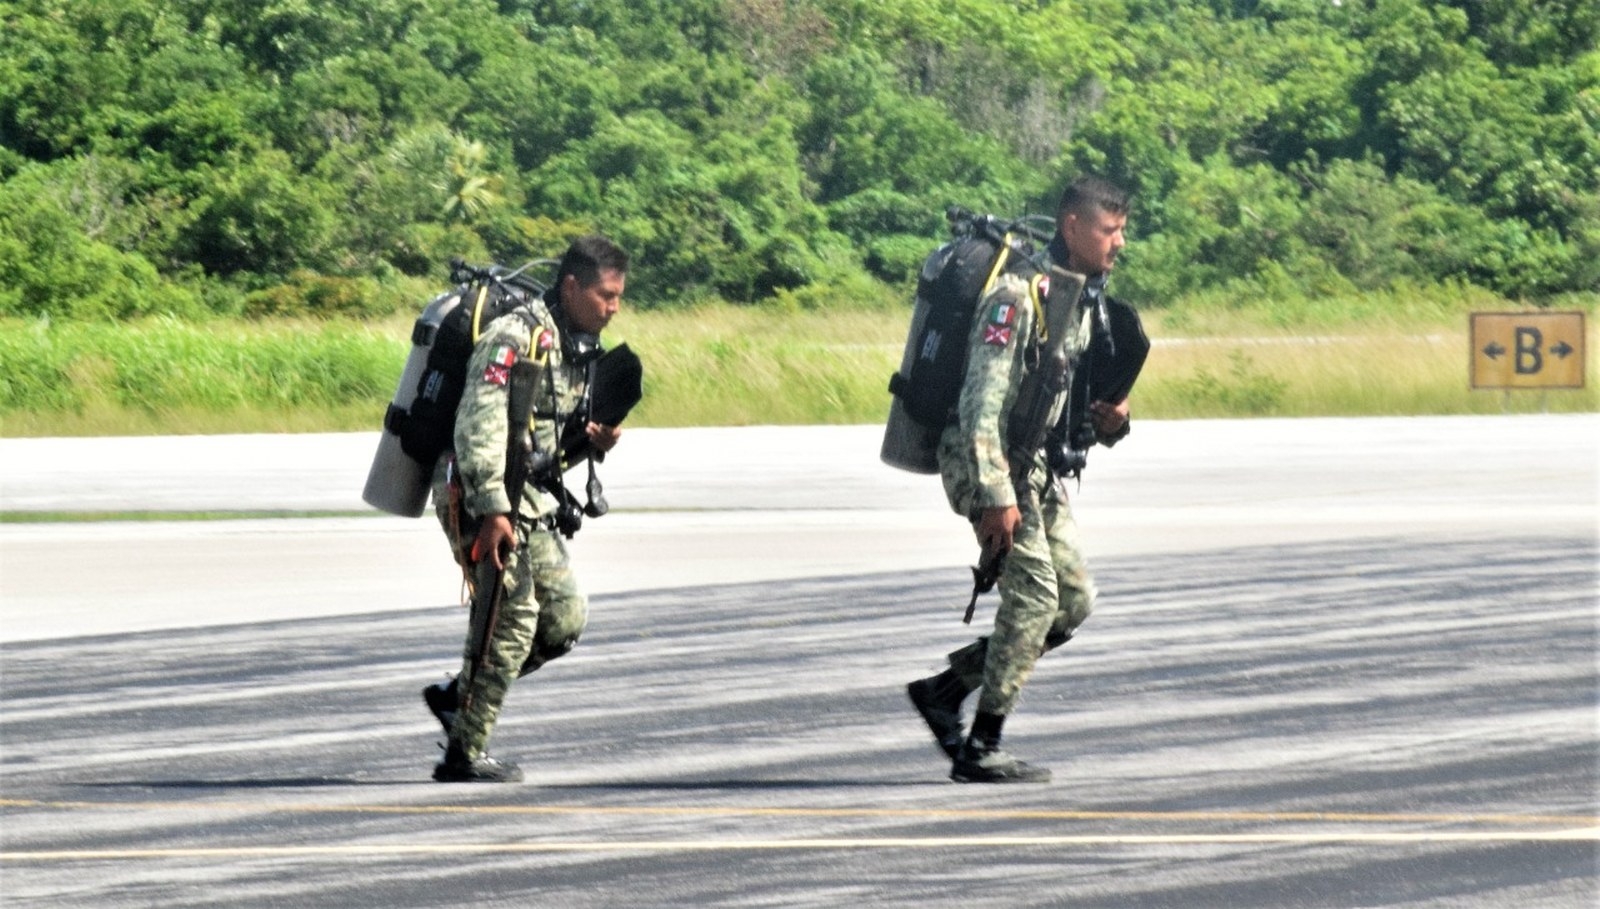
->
xmin=937 ymin=256 xmax=1093 ymax=515
xmin=451 ymin=295 xmax=589 ymax=522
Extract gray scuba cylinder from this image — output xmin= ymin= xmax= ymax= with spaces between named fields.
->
xmin=361 ymin=288 xmax=464 ymax=517
xmin=879 ymin=251 xmax=946 ymax=474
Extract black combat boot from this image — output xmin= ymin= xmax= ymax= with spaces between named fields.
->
xmin=949 ymin=712 xmax=1051 ymax=783
xmin=421 ymin=676 xmax=459 ymax=736
xmin=907 ymin=669 xmax=972 ymax=759
xmin=432 ymin=742 xmax=524 ymax=783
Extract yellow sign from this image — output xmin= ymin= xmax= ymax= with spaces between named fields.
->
xmin=1470 ymin=312 xmax=1586 ymax=389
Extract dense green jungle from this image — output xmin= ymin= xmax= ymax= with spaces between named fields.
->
xmin=1 ymin=0 xmax=1596 ymax=431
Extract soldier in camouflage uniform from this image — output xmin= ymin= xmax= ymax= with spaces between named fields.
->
xmin=908 ymin=177 xmax=1134 ymax=783
xmin=422 ymin=235 xmax=629 ymax=783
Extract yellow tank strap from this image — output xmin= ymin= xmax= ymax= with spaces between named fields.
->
xmin=527 ymin=318 xmax=549 ymax=365
xmin=981 ymin=235 xmax=1013 ymax=297
xmin=467 ymin=284 xmax=491 ymax=342
xmin=1029 ymin=272 xmax=1050 ymax=342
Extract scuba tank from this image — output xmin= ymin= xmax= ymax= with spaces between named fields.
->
xmin=881 ymin=208 xmax=1052 ymax=474
xmin=362 ymin=260 xmax=551 ymax=518
xmin=879 ymin=241 xmax=953 ymax=474
xmin=361 ymin=287 xmax=465 ymax=517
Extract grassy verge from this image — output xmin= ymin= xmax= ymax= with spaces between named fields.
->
xmin=1 ymin=510 xmax=377 ymax=522
xmin=2 ymin=292 xmax=1595 ymax=438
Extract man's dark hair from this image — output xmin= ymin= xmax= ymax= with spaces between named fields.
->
xmin=557 ymin=234 xmax=629 ymax=287
xmin=1057 ymin=175 xmax=1130 ymax=221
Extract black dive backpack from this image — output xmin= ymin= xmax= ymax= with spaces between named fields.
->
xmin=888 ymin=208 xmax=1055 ymax=428
xmin=388 ymin=259 xmax=551 ymax=467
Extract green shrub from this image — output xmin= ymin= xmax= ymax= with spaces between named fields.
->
xmin=0 ymin=162 xmax=205 ymax=320
xmin=241 ymin=272 xmax=389 ymax=319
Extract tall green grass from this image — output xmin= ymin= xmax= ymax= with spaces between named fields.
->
xmin=1137 ymin=282 xmax=1599 ymax=416
xmin=0 ymin=317 xmax=398 ymax=435
xmin=2 ymin=289 xmax=1595 ymax=437
xmin=606 ymin=306 xmax=904 ymax=427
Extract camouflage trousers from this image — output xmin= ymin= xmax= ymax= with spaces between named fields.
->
xmin=947 ymin=475 xmax=1097 ymax=716
xmin=451 ymin=527 xmax=586 ymax=759
xmin=432 ymin=466 xmax=587 ymax=761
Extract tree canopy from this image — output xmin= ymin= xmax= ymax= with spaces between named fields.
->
xmin=2 ymin=0 xmax=1595 ymax=319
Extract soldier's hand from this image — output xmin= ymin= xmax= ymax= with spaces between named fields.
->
xmin=471 ymin=513 xmax=517 ymax=570
xmin=1090 ymin=397 xmax=1129 ymax=436
xmin=976 ymin=506 xmax=1020 ymax=561
xmin=586 ymin=422 xmax=622 ymax=453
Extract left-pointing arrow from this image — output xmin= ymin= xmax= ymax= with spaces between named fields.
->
xmin=1483 ymin=342 xmax=1506 ymax=359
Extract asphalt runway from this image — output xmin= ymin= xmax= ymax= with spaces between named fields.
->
xmin=1 ymin=417 xmax=1596 ymax=908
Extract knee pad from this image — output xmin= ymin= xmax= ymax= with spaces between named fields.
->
xmin=517 ymin=632 xmax=580 ymax=677
xmin=1043 ymin=627 xmax=1074 ymax=652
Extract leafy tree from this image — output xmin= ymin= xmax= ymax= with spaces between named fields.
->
xmin=1297 ymin=157 xmax=1501 ymax=286
xmin=3 ymin=0 xmax=1597 ymax=317
xmin=725 ymin=0 xmax=838 ymax=81
xmin=528 ymin=105 xmax=835 ymax=303
xmin=179 ymin=150 xmax=338 ymax=279
xmin=1443 ymin=0 xmax=1600 ymax=67
xmin=0 ymin=160 xmax=202 ymax=319
xmin=458 ymin=34 xmax=621 ymax=172
xmin=799 ymin=50 xmax=1035 ymax=205
xmin=1119 ymin=155 xmax=1313 ymax=301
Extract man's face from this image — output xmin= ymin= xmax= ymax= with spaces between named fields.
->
xmin=560 ymin=268 xmax=625 ymax=335
xmin=1059 ymin=206 xmax=1127 ymax=275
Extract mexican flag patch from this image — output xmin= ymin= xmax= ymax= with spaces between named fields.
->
xmin=482 ymin=343 xmax=517 ymax=386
